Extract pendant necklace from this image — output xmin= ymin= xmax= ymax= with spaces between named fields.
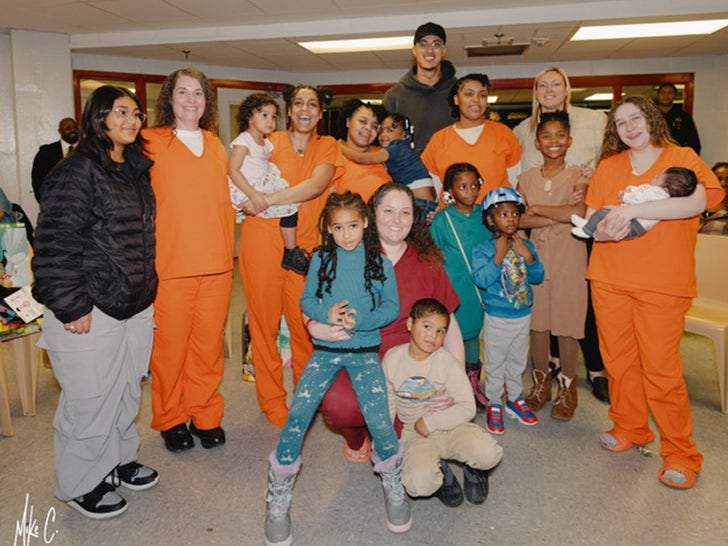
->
xmin=541 ymin=164 xmax=565 ymax=192
xmin=288 ymin=131 xmax=306 ymax=156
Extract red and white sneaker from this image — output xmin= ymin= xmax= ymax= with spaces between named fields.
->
xmin=485 ymin=403 xmax=505 ymax=435
xmin=505 ymin=397 xmax=539 ymax=426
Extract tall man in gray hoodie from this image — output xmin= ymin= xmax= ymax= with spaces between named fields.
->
xmin=383 ymin=22 xmax=457 ymax=155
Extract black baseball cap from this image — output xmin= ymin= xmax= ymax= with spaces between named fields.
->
xmin=414 ymin=22 xmax=447 ymax=44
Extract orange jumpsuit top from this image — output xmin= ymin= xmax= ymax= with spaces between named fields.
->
xmin=332 ymin=147 xmax=391 ymax=203
xmin=421 ymin=120 xmax=521 ymax=203
xmin=144 ymin=127 xmax=235 ymax=280
xmin=586 ymin=145 xmax=724 ymax=297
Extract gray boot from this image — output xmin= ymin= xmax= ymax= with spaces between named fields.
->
xmin=264 ymin=451 xmax=301 ymax=546
xmin=372 ymin=443 xmax=412 ymax=534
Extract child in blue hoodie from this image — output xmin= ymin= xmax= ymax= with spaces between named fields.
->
xmin=471 ymin=187 xmax=544 ymax=435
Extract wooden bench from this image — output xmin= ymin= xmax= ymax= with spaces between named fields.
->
xmin=685 ymin=234 xmax=728 ymax=413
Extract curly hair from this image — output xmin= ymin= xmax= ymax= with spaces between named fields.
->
xmin=443 ymin=162 xmax=482 ymax=192
xmin=368 ymin=183 xmax=444 ymax=263
xmin=600 ymin=95 xmax=676 ymax=161
xmin=236 ymin=92 xmax=279 ymax=133
xmin=528 ymin=66 xmax=572 ymax=132
xmin=314 ymin=191 xmax=385 ymax=311
xmin=447 ymin=73 xmax=490 ymax=119
xmin=154 ymin=68 xmax=219 ymax=132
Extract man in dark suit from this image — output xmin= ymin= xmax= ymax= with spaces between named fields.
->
xmin=31 ymin=117 xmax=79 ymax=202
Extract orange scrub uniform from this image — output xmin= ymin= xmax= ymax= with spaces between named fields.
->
xmin=421 ymin=120 xmax=521 ymax=204
xmin=144 ymin=127 xmax=235 ymax=431
xmin=239 ymin=132 xmax=338 ymax=427
xmin=586 ymin=145 xmax=723 ymax=474
xmin=332 ymin=147 xmax=391 ymax=202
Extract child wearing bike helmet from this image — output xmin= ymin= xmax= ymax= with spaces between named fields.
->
xmin=471 ymin=187 xmax=544 ymax=435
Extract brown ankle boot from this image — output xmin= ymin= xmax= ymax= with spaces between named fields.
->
xmin=524 ymin=369 xmax=552 ymax=412
xmin=551 ymin=374 xmax=578 ymax=421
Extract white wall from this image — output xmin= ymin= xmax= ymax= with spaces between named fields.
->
xmin=0 ymin=31 xmax=74 ymax=222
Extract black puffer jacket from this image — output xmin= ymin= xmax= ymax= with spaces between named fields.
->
xmin=32 ymin=144 xmax=157 ymax=323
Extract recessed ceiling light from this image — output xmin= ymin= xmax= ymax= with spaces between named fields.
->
xmin=585 ymin=93 xmax=614 ymax=101
xmin=298 ymin=36 xmax=412 ymax=54
xmin=572 ymin=19 xmax=728 ymax=41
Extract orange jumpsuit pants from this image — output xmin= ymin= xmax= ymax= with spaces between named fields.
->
xmin=591 ymin=281 xmax=703 ymax=473
xmin=150 ymin=272 xmax=232 ymax=431
xmin=239 ymin=216 xmax=312 ymax=427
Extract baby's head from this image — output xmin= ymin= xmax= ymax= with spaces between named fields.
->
xmin=406 ymin=298 xmax=450 ymax=358
xmin=651 ymin=167 xmax=698 ymax=197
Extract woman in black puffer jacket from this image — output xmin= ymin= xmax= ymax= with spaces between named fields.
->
xmin=32 ymin=85 xmax=159 ymax=520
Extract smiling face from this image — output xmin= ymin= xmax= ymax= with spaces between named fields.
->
xmin=378 ymin=116 xmax=406 ymax=147
xmin=412 ymin=35 xmax=446 ymax=73
xmin=535 ymin=119 xmax=572 ymax=161
xmin=327 ymin=207 xmax=367 ymax=251
xmin=288 ymin=88 xmax=322 ymax=135
xmin=454 ymin=79 xmax=488 ymax=127
xmin=58 ymin=118 xmax=79 ymax=144
xmin=374 ymin=188 xmax=415 ymax=248
xmin=614 ymin=102 xmax=652 ymax=152
xmin=172 ymin=74 xmax=206 ymax=130
xmin=406 ymin=311 xmax=449 ymax=360
xmin=105 ymin=96 xmax=143 ymax=153
xmin=346 ymin=105 xmax=379 ymax=150
xmin=535 ymin=70 xmax=567 ymax=113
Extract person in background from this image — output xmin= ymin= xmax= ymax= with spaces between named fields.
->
xmin=430 ymin=163 xmax=489 ymax=409
xmin=32 ymin=85 xmax=158 ymax=519
xmin=699 ymin=161 xmax=728 ymax=235
xmin=383 ymin=22 xmax=457 ymax=155
xmin=656 ymin=83 xmax=701 ymax=155
xmin=32 ymin=117 xmax=80 ymax=203
xmin=145 ymin=68 xmax=235 ymax=453
xmin=513 ymin=66 xmax=609 ymax=403
xmin=383 ymin=298 xmax=502 ymax=508
xmin=421 ymin=73 xmax=521 ymax=203
xmin=587 ymin=95 xmax=722 ymax=490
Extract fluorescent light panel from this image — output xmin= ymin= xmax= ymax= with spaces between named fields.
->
xmin=585 ymin=93 xmax=614 ymax=101
xmin=299 ymin=36 xmax=412 ymax=54
xmin=572 ymin=19 xmax=728 ymax=41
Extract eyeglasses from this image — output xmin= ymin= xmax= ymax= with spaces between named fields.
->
xmin=113 ymin=107 xmax=147 ymax=123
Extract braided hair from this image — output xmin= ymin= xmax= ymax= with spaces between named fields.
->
xmin=315 ymin=191 xmax=386 ymax=311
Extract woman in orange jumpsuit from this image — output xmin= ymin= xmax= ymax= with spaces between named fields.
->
xmin=586 ymin=96 xmax=723 ymax=489
xmin=239 ymin=85 xmax=339 ymax=427
xmin=145 ymin=68 xmax=235 ymax=452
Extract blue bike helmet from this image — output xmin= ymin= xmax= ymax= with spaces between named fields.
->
xmin=481 ymin=186 xmax=526 ymax=228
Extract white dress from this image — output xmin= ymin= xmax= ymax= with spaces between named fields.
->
xmin=229 ymin=131 xmax=297 ymax=220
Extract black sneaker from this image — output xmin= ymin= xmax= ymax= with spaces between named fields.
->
xmin=433 ymin=460 xmax=463 ymax=507
xmin=463 ymin=464 xmax=491 ymax=505
xmin=281 ymin=246 xmax=311 ymax=275
xmin=105 ymin=462 xmax=159 ymax=491
xmin=67 ymin=481 xmax=127 ymax=520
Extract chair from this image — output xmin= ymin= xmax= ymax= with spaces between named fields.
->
xmin=684 ymin=234 xmax=728 ymax=413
